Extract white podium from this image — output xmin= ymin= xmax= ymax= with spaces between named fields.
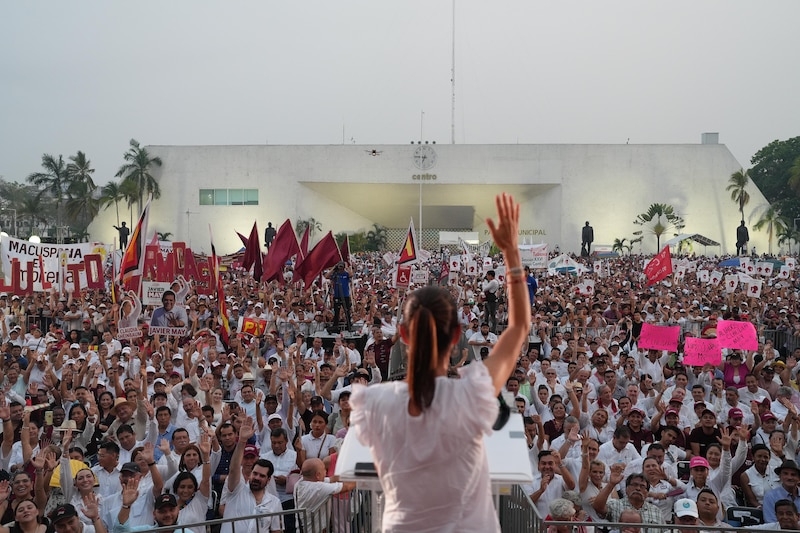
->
xmin=335 ymin=411 xmax=533 ymax=492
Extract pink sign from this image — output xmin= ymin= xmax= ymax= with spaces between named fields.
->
xmin=716 ymin=319 xmax=758 ymax=351
xmin=683 ymin=337 xmax=721 ymax=366
xmin=638 ymin=323 xmax=680 ymax=352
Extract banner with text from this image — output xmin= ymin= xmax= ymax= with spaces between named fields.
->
xmin=716 ymin=319 xmax=758 ymax=351
xmin=683 ymin=337 xmax=721 ymax=366
xmin=638 ymin=323 xmax=680 ymax=352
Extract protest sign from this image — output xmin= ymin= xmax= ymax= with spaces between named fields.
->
xmin=710 ymin=270 xmax=722 ymax=286
xmin=412 ymin=269 xmax=428 ymax=285
xmin=716 ymin=319 xmax=758 ymax=350
xmin=786 ymin=258 xmax=796 ymax=270
xmin=148 ymin=288 xmax=188 ymax=337
xmin=241 ymin=317 xmax=267 ymax=336
xmin=683 ymin=337 xmax=721 ymax=366
xmin=780 ymin=265 xmax=791 ymax=279
xmin=638 ymin=323 xmax=680 ymax=352
xmin=724 ymin=274 xmax=738 ymax=294
xmin=520 ymin=244 xmax=548 ymax=270
xmin=0 ymin=236 xmax=109 ymax=294
xmin=747 ymin=279 xmax=763 ymax=298
xmin=697 ymin=269 xmax=709 ymax=283
xmin=142 ymin=281 xmax=172 ymax=306
xmin=449 ymin=255 xmax=462 ymax=272
xmin=395 ymin=265 xmax=411 ymax=289
xmin=116 ymin=290 xmax=143 ymax=340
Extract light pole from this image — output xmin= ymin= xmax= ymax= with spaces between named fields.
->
xmin=186 ymin=210 xmax=198 ymax=247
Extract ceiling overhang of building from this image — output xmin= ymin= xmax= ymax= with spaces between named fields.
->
xmin=300 ymin=183 xmax=555 ymax=229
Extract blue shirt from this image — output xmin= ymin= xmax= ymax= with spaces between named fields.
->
xmin=331 ymin=271 xmax=351 ymax=298
xmin=526 ymin=274 xmax=537 ymax=302
xmin=154 ymin=423 xmax=176 ymax=461
xmin=763 ymin=486 xmax=800 ymax=523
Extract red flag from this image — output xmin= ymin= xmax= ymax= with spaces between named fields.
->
xmin=262 ymin=220 xmax=301 ymax=283
xmin=241 ymin=317 xmax=266 ymax=336
xmin=644 ymin=246 xmax=673 ymax=285
xmin=339 ymin=234 xmax=350 ymax=264
xmin=239 ymin=222 xmax=263 ymax=282
xmin=295 ymin=231 xmax=342 ymax=287
xmin=398 ymin=218 xmax=419 ymax=265
xmin=439 ymin=255 xmax=450 ymax=283
xmin=210 ymin=225 xmax=230 ymax=345
xmin=299 ymin=226 xmax=310 ymax=258
xmin=119 ymin=197 xmax=150 ymax=292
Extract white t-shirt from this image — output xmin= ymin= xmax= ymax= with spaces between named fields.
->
xmin=350 ymin=361 xmax=500 ymax=533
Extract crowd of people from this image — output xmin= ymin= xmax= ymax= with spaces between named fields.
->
xmin=0 ymin=224 xmax=799 ymax=531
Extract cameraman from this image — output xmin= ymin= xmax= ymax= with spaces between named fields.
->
xmin=482 ymin=270 xmax=500 ymax=333
xmin=327 ymin=261 xmax=353 ymax=333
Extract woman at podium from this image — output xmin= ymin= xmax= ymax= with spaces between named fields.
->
xmin=350 ymin=194 xmax=530 ymax=532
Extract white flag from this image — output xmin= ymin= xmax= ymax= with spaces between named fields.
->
xmin=697 ymin=269 xmax=709 ymax=283
xmin=710 ymin=270 xmax=723 ymax=286
xmin=779 ymin=265 xmax=791 ymax=279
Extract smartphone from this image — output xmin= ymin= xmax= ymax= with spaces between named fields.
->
xmin=45 ymin=411 xmax=53 ymax=426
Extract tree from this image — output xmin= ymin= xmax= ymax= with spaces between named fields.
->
xmin=17 ymin=196 xmax=48 ymax=239
xmin=777 ymin=225 xmax=800 ymax=255
xmin=296 ymin=217 xmax=322 ymax=240
xmin=752 ymin=203 xmax=788 ymax=254
xmin=65 ymin=151 xmax=98 ymax=231
xmin=365 ymin=223 xmax=388 ymax=251
xmin=633 ymin=203 xmax=685 ymax=250
xmin=612 ymin=238 xmax=632 ymax=256
xmin=726 ymin=168 xmax=751 ymax=222
xmin=115 ymin=139 xmax=163 ymax=216
xmin=157 ymin=232 xmax=173 ymax=241
xmin=99 ymin=181 xmax=126 ymax=226
xmin=27 ymin=154 xmax=70 ymax=229
xmin=750 ymin=136 xmax=800 ymax=223
xmin=119 ymin=178 xmax=140 ymax=226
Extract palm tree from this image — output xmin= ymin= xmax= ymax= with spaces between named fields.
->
xmin=27 ymin=154 xmax=70 ymax=230
xmin=612 ymin=238 xmax=632 ymax=256
xmin=726 ymin=168 xmax=751 ymax=222
xmin=157 ymin=232 xmax=173 ymax=241
xmin=65 ymin=151 xmax=98 ymax=230
xmin=115 ymin=139 xmax=163 ymax=216
xmin=777 ymin=225 xmax=800 ymax=255
xmin=99 ymin=181 xmax=126 ymax=226
xmin=17 ymin=196 xmax=48 ymax=238
xmin=119 ymin=178 xmax=140 ymax=226
xmin=365 ymin=223 xmax=388 ymax=251
xmin=752 ymin=203 xmax=788 ymax=254
xmin=633 ymin=203 xmax=685 ymax=250
xmin=296 ymin=217 xmax=322 ymax=240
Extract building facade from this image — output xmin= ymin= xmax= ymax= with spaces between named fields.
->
xmin=88 ymin=139 xmax=769 ymax=256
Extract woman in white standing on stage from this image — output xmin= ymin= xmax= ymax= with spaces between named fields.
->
xmin=350 ymin=193 xmax=530 ymax=533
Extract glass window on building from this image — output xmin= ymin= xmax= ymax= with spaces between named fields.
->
xmin=198 ymin=189 xmax=258 ymax=206
xmin=199 ymin=189 xmax=214 ymax=205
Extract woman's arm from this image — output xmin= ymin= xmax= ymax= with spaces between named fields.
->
xmin=483 ymin=195 xmax=530 ymax=394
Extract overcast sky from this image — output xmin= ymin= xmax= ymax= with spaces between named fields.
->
xmin=1 ymin=1 xmax=798 ymax=187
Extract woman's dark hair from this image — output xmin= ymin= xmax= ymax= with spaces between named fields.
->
xmin=69 ymin=404 xmax=88 ymax=428
xmin=173 ymin=471 xmax=198 ymax=493
xmin=97 ymin=391 xmax=115 ymax=413
xmin=179 ymin=444 xmax=203 ymax=472
xmin=403 ymin=286 xmax=459 ymax=413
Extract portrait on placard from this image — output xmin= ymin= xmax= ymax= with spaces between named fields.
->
xmin=116 ymin=290 xmax=143 ymax=340
xmin=149 ymin=288 xmax=188 ymax=336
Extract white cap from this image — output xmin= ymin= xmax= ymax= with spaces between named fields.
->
xmin=70 ymin=343 xmax=81 ymax=350
xmin=267 ymin=413 xmax=283 ymax=423
xmin=154 ymin=378 xmax=167 ymax=385
xmin=121 ymin=347 xmax=132 ymax=354
xmin=146 ymin=366 xmax=156 ymax=373
xmin=673 ymin=498 xmax=698 ymax=518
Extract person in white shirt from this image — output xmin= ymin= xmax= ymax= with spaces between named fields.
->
xmin=260 ymin=427 xmax=299 ymax=532
xmin=597 ymin=426 xmax=641 ymax=469
xmin=294 ymin=457 xmax=357 ymax=533
xmin=468 ymin=323 xmax=498 ymax=361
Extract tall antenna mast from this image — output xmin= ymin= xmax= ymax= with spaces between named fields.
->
xmin=450 ymin=0 xmax=456 ymax=145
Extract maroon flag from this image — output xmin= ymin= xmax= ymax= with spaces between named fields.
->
xmin=438 ymin=255 xmax=449 ymax=283
xmin=295 ymin=231 xmax=342 ymax=287
xmin=237 ymin=222 xmax=263 ymax=282
xmin=339 ymin=234 xmax=350 ymax=264
xmin=236 ymin=232 xmax=249 ymax=248
xmin=299 ymin=226 xmax=310 ymax=258
xmin=262 ymin=220 xmax=301 ymax=283
xmin=644 ymin=246 xmax=673 ymax=286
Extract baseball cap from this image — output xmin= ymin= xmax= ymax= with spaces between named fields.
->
xmin=673 ymin=498 xmax=699 ymax=518
xmin=267 ymin=413 xmax=283 ymax=423
xmin=70 ymin=343 xmax=80 ymax=350
xmin=762 ymin=412 xmax=777 ymax=422
xmin=243 ymin=444 xmax=259 ymax=457
xmin=120 ymin=462 xmax=141 ymax=473
xmin=629 ymin=407 xmax=645 ymax=417
xmin=728 ymin=408 xmax=743 ymax=419
xmin=49 ymin=504 xmax=78 ymax=524
xmin=665 ymin=408 xmax=680 ymax=417
xmin=668 ymin=396 xmax=683 ymax=404
xmin=154 ymin=378 xmax=167 ymax=386
xmin=689 ymin=456 xmax=709 ymax=469
xmin=154 ymin=493 xmax=178 ymax=510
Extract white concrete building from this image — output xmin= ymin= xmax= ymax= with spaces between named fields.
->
xmin=88 ymin=137 xmax=769 ymax=256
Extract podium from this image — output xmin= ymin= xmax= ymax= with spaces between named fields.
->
xmin=335 ymin=412 xmax=534 ymax=527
